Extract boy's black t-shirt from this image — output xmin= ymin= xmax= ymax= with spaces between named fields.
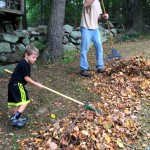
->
xmin=9 ymin=59 xmax=31 ymax=85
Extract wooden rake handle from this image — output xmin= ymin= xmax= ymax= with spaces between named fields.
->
xmin=101 ymin=0 xmax=114 ymax=49
xmin=101 ymin=0 xmax=106 ymax=14
xmin=4 ymin=69 xmax=102 ymax=114
xmin=4 ymin=69 xmax=13 ymax=74
xmin=42 ymin=85 xmax=84 ymax=105
xmin=4 ymin=69 xmax=84 ymax=106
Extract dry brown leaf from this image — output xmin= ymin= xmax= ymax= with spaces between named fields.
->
xmin=49 ymin=142 xmax=58 ymax=150
xmin=116 ymin=138 xmax=124 ymax=148
xmin=46 ymin=138 xmax=52 ymax=148
xmin=104 ymin=133 xmax=111 ymax=143
xmin=79 ymin=132 xmax=88 ymax=140
xmin=81 ymin=130 xmax=89 ymax=136
xmin=35 ymin=138 xmax=42 ymax=143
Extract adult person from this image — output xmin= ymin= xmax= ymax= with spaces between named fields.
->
xmin=80 ymin=0 xmax=109 ymax=77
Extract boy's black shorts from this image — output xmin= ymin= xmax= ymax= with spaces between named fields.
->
xmin=8 ymin=82 xmax=30 ymax=107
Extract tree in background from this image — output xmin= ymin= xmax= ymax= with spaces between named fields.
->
xmin=26 ymin=0 xmax=150 ymax=29
xmin=125 ymin=0 xmax=143 ymax=33
xmin=26 ymin=0 xmax=52 ymax=26
xmin=26 ymin=0 xmax=150 ymax=63
xmin=65 ymin=0 xmax=82 ymax=27
xmin=46 ymin=0 xmax=66 ymax=63
xmin=40 ymin=0 xmax=45 ymax=25
xmin=22 ymin=0 xmax=27 ymax=29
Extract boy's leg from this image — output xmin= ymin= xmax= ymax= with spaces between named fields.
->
xmin=12 ymin=106 xmax=19 ymax=114
xmin=8 ymin=83 xmax=30 ymax=127
xmin=17 ymin=103 xmax=28 ymax=113
xmin=12 ymin=103 xmax=28 ymax=119
xmin=11 ymin=104 xmax=28 ymax=127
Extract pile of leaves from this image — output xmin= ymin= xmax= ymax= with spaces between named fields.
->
xmin=18 ymin=56 xmax=150 ymax=150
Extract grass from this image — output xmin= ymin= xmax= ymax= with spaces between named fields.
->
xmin=61 ymin=49 xmax=79 ymax=64
xmin=9 ymin=133 xmax=19 ymax=150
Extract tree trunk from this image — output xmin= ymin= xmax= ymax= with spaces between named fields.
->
xmin=22 ymin=0 xmax=27 ymax=29
xmin=46 ymin=0 xmax=66 ymax=63
xmin=125 ymin=0 xmax=143 ymax=33
xmin=111 ymin=0 xmax=120 ymax=22
xmin=40 ymin=0 xmax=44 ymax=25
xmin=74 ymin=0 xmax=78 ymax=27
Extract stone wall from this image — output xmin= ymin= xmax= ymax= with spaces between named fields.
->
xmin=0 ymin=22 xmax=124 ymax=73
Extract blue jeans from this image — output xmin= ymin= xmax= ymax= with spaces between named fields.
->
xmin=80 ymin=27 xmax=104 ymax=70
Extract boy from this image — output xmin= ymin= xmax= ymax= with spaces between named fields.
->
xmin=8 ymin=45 xmax=43 ymax=127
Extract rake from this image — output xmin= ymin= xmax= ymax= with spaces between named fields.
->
xmin=4 ymin=69 xmax=102 ymax=114
xmin=101 ymin=0 xmax=122 ymax=59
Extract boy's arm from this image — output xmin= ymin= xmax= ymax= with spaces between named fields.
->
xmin=83 ymin=0 xmax=95 ymax=8
xmin=24 ymin=76 xmax=43 ymax=88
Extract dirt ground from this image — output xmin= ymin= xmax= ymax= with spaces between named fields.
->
xmin=0 ymin=36 xmax=150 ymax=149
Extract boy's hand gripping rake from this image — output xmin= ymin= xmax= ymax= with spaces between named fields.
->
xmin=4 ymin=69 xmax=102 ymax=114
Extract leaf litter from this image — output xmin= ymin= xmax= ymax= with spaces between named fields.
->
xmin=18 ymin=56 xmax=150 ymax=150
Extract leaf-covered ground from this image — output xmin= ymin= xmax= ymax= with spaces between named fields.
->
xmin=0 ymin=36 xmax=150 ymax=149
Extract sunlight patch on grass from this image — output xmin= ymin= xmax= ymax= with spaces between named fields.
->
xmin=61 ymin=50 xmax=79 ymax=64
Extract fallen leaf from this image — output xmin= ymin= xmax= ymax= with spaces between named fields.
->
xmin=116 ymin=138 xmax=124 ymax=148
xmin=81 ymin=130 xmax=89 ymax=136
xmin=49 ymin=142 xmax=58 ymax=150
xmin=104 ymin=133 xmax=111 ymax=143
xmin=35 ymin=138 xmax=42 ymax=143
xmin=50 ymin=113 xmax=56 ymax=119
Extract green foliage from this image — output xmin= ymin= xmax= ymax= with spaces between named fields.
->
xmin=120 ymin=33 xmax=142 ymax=42
xmin=127 ymin=33 xmax=142 ymax=38
xmin=30 ymin=41 xmax=46 ymax=52
xmin=26 ymin=0 xmax=150 ymax=28
xmin=26 ymin=0 xmax=52 ymax=26
xmin=65 ymin=0 xmax=83 ymax=27
xmin=61 ymin=50 xmax=78 ymax=64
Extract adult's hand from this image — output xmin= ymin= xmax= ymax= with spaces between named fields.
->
xmin=103 ymin=14 xmax=109 ymax=20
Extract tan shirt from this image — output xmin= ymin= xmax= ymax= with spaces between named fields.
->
xmin=80 ymin=0 xmax=102 ymax=29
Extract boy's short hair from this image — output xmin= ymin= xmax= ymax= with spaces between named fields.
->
xmin=25 ymin=45 xmax=39 ymax=56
